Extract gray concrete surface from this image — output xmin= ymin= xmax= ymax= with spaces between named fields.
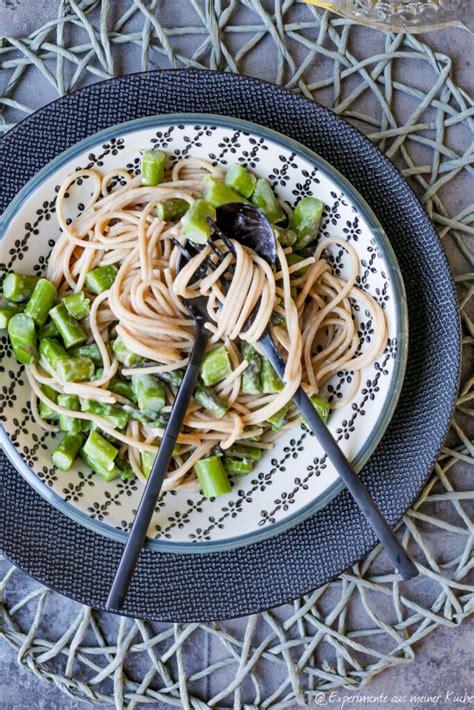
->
xmin=0 ymin=1 xmax=473 ymax=709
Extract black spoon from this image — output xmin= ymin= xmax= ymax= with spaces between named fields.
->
xmin=215 ymin=203 xmax=418 ymax=580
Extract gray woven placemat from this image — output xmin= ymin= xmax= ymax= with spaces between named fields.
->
xmin=0 ymin=2 xmax=473 ymax=708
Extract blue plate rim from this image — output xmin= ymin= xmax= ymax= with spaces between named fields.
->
xmin=0 ymin=112 xmax=408 ymax=554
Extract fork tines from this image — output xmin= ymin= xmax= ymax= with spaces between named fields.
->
xmin=207 ymin=240 xmax=226 ymax=263
xmin=172 ymin=237 xmax=193 ymax=259
xmin=173 ymin=227 xmax=235 ymax=292
xmin=208 ymin=218 xmax=236 ymax=256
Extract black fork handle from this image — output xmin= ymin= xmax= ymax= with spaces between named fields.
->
xmin=258 ymin=331 xmax=418 ymax=580
xmin=106 ymin=326 xmax=210 ymax=611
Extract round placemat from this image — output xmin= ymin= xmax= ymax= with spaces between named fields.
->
xmin=0 ymin=68 xmax=460 ymax=621
xmin=0 ymin=3 xmax=472 ymax=707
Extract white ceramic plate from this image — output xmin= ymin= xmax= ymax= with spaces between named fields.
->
xmin=0 ymin=115 xmax=407 ymax=552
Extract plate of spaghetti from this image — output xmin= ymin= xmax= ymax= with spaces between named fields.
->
xmin=0 ymin=114 xmax=407 ymax=551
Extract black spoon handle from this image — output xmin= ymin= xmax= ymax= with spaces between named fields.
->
xmin=106 ymin=326 xmax=210 ymax=611
xmin=258 ymin=331 xmax=417 ymax=580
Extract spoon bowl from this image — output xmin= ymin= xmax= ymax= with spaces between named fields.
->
xmin=216 ymin=203 xmax=277 ymax=266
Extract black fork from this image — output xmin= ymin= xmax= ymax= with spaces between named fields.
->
xmin=106 ymin=239 xmax=222 ymax=612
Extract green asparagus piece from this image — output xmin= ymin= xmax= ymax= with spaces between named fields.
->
xmin=227 ymin=444 xmax=262 ymax=461
xmin=24 ymin=278 xmax=57 ymax=327
xmin=121 ymin=404 xmax=144 ymax=422
xmin=39 ymin=337 xmax=67 ymax=369
xmin=180 ymin=199 xmax=216 ymax=244
xmin=52 ymin=432 xmax=83 ymax=471
xmin=202 ymin=176 xmax=249 ymax=208
xmin=194 ymin=384 xmax=228 ymax=419
xmin=49 ymin=302 xmax=87 ymax=348
xmin=85 ymin=264 xmax=118 ymax=295
xmin=62 ymin=291 xmax=90 ymax=320
xmin=286 ymin=252 xmax=309 ymax=275
xmin=83 ymin=430 xmax=118 ymax=472
xmin=7 ymin=313 xmax=38 ymax=364
xmin=303 ymin=395 xmax=331 ymax=427
xmin=0 ymin=303 xmax=24 ymax=329
xmin=260 ymin=358 xmax=283 ymax=394
xmin=40 ymin=337 xmax=92 ymax=383
xmin=121 ymin=404 xmax=155 ymax=425
xmin=271 ymin=311 xmax=286 ymax=327
xmin=146 ymin=413 xmax=170 ymax=429
xmin=241 ymin=343 xmax=262 ymax=395
xmin=80 ymin=448 xmax=120 ymax=481
xmin=141 ymin=443 xmax=179 ymax=479
xmin=13 ymin=342 xmax=39 ymax=365
xmin=38 ymin=318 xmax=59 ymax=339
xmin=194 ymin=455 xmax=231 ymax=497
xmin=103 ymin=399 xmax=127 ymax=428
xmin=7 ymin=312 xmax=36 ymax=345
xmin=87 ymin=421 xmax=120 ymax=444
xmin=2 ymin=273 xmax=39 ymax=303
xmin=223 ymin=457 xmax=254 ymax=476
xmin=274 ymin=226 xmax=297 ymax=247
xmin=267 ymin=401 xmax=292 ymax=431
xmin=132 ymin=374 xmax=166 ymax=417
xmin=157 ymin=368 xmax=228 ymax=418
xmin=201 ymin=346 xmax=232 ymax=387
xmin=120 ymin=469 xmax=135 ymax=481
xmin=112 ymin=336 xmax=142 ymax=367
xmin=243 ymin=427 xmax=261 ymax=441
xmin=70 ymin=343 xmax=102 ymax=367
xmin=141 ymin=450 xmax=156 ymax=479
xmin=39 ymin=385 xmax=59 ymax=422
xmin=224 ymin=164 xmax=257 ymax=199
xmin=108 ymin=377 xmax=137 ymax=403
xmin=289 ymin=196 xmax=324 ymax=248
xmin=141 ymin=149 xmax=166 ymax=186
xmin=158 ymin=369 xmax=184 ymax=387
xmin=81 ymin=399 xmax=129 ymax=429
xmin=156 ymin=198 xmax=189 ymax=222
xmin=251 ymin=179 xmax=285 ymax=224
xmin=57 ymin=394 xmax=82 ymax=433
xmin=56 ymin=356 xmax=95 ymax=383
xmin=116 ymin=457 xmax=134 ymax=481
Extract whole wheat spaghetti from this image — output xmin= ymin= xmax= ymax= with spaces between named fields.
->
xmin=20 ymin=156 xmax=387 ymax=491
